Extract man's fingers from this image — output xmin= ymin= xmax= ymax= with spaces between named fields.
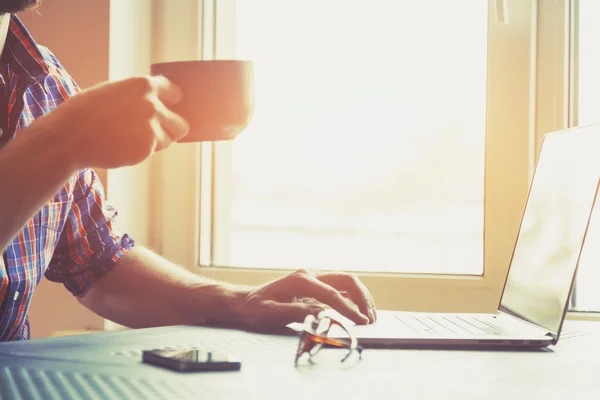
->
xmin=294 ymin=274 xmax=369 ymax=325
xmin=340 ymin=291 xmax=352 ymax=301
xmin=150 ymin=75 xmax=184 ymax=105
xmin=318 ymin=273 xmax=377 ymax=323
xmin=257 ymin=301 xmax=323 ymax=327
xmin=153 ymin=99 xmax=190 ymax=142
xmin=150 ymin=118 xmax=173 ymax=151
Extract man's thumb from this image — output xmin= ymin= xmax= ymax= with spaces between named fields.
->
xmin=262 ymin=301 xmax=324 ymax=326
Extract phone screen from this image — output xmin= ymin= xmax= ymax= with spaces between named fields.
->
xmin=149 ymin=349 xmax=230 ymax=363
xmin=142 ymin=348 xmax=241 ymax=372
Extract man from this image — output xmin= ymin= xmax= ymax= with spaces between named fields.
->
xmin=0 ymin=1 xmax=376 ymax=341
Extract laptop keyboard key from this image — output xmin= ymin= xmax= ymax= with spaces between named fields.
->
xmin=394 ymin=314 xmax=510 ymax=336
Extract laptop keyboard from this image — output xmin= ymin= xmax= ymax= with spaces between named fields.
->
xmin=0 ymin=367 xmax=198 ymax=400
xmin=395 ymin=314 xmax=509 ymax=336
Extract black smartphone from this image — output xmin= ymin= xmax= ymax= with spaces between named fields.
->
xmin=142 ymin=349 xmax=241 ymax=372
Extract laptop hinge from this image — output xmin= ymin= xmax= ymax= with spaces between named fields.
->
xmin=498 ymin=310 xmax=559 ymax=342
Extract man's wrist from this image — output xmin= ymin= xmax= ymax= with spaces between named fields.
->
xmin=24 ymin=122 xmax=82 ymax=172
xmin=185 ymin=279 xmax=253 ymax=327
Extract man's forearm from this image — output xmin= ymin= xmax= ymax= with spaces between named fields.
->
xmin=78 ymin=246 xmax=250 ymax=329
xmin=0 ymin=126 xmax=76 ymax=252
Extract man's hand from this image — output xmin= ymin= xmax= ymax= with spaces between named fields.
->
xmin=0 ymin=76 xmax=188 ymax=252
xmin=235 ymin=269 xmax=377 ymax=330
xmin=77 ymin=247 xmax=377 ymax=332
xmin=27 ymin=75 xmax=189 ymax=170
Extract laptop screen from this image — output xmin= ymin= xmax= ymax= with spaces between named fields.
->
xmin=500 ymin=126 xmax=600 ymax=335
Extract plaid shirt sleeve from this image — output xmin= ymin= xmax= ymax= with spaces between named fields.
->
xmin=44 ymin=169 xmax=135 ymax=296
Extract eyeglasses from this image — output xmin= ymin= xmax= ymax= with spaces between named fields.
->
xmin=295 ymin=311 xmax=363 ymax=365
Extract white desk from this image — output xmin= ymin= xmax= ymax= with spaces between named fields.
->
xmin=0 ymin=319 xmax=599 ymax=399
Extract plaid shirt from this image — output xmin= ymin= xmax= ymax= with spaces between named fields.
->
xmin=0 ymin=16 xmax=135 ymax=341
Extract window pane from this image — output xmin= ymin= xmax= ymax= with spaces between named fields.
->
xmin=572 ymin=0 xmax=600 ymax=311
xmin=227 ymin=0 xmax=487 ymax=274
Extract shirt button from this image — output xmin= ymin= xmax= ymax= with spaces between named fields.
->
xmin=0 ymin=128 xmax=3 ymax=137
xmin=13 ymin=291 xmax=19 ymax=301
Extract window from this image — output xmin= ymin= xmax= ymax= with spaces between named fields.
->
xmin=154 ymin=1 xmax=541 ymax=312
xmin=220 ymin=0 xmax=487 ymax=275
xmin=569 ymin=0 xmax=600 ymax=313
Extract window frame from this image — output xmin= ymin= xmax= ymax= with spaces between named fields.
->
xmin=151 ymin=0 xmax=576 ymax=313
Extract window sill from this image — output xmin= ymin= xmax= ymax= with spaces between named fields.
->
xmin=566 ymin=311 xmax=600 ymax=321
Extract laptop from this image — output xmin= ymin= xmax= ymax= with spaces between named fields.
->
xmin=335 ymin=124 xmax=600 ymax=348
